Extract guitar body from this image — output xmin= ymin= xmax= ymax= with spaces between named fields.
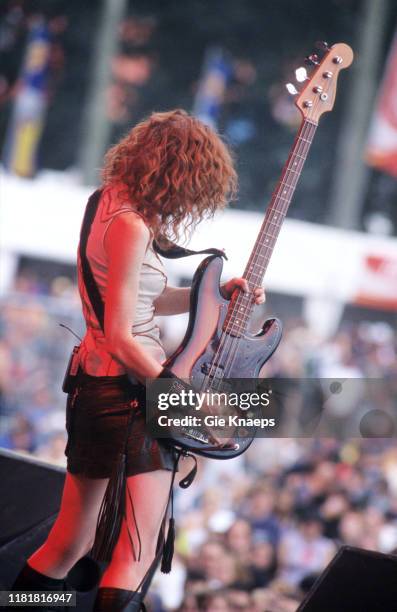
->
xmin=164 ymin=255 xmax=282 ymax=459
xmin=166 ymin=255 xmax=282 ymax=381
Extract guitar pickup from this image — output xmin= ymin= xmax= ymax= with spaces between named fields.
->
xmin=201 ymin=362 xmax=225 ymax=378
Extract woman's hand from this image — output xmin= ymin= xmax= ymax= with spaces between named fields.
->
xmin=220 ymin=277 xmax=266 ymax=305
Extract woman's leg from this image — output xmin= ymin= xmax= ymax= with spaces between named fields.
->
xmin=27 ymin=472 xmax=109 ymax=578
xmin=100 ymin=468 xmax=173 ymax=591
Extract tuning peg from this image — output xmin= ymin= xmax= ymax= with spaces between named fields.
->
xmin=315 ymin=41 xmax=330 ymax=51
xmin=304 ymin=54 xmax=319 ymax=66
xmin=286 ymin=82 xmax=299 ymax=95
xmin=295 ymin=67 xmax=308 ymax=82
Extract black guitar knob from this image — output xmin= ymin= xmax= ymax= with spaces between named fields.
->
xmin=304 ymin=54 xmax=319 ymax=66
xmin=315 ymin=41 xmax=330 ymax=51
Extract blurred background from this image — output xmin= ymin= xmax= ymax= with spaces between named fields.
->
xmin=1 ymin=0 xmax=397 ymax=610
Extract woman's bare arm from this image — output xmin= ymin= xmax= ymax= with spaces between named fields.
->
xmin=154 ymin=278 xmax=266 ymax=316
xmin=103 ymin=212 xmax=163 ymax=382
xmin=154 ymin=286 xmax=191 ymax=315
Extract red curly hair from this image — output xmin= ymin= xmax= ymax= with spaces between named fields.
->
xmin=101 ymin=109 xmax=237 ymax=245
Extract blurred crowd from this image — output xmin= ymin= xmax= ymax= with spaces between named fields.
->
xmin=157 ymin=437 xmax=397 ymax=611
xmin=0 ymin=271 xmax=81 ymax=463
xmin=0 ymin=272 xmax=396 ymax=610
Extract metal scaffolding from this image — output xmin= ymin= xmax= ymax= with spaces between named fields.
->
xmin=327 ymin=0 xmax=390 ymax=230
xmin=79 ymin=0 xmax=128 ymax=186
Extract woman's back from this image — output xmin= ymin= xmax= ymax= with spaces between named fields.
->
xmin=77 ymin=186 xmax=167 ymax=376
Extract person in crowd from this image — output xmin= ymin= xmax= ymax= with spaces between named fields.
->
xmin=278 ymin=511 xmax=336 ymax=587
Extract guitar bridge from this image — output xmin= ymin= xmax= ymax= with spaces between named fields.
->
xmin=181 ymin=427 xmax=209 ymax=445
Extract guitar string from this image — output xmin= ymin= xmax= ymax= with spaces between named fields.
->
xmin=199 ymin=118 xmax=317 ymax=397
xmin=218 ymin=121 xmax=317 ymax=384
xmin=220 ymin=113 xmax=317 ymax=376
xmin=215 ymin=97 xmax=324 ymax=384
xmin=224 ymin=123 xmax=315 ymax=334
xmin=200 ymin=121 xmax=314 ymax=392
xmin=199 ymin=122 xmax=313 ymax=394
xmin=224 ymin=121 xmax=317 ymax=337
xmin=217 ymin=89 xmax=326 ymax=376
xmin=197 ymin=117 xmax=317 ymax=449
xmin=211 ymin=121 xmax=316 ymax=388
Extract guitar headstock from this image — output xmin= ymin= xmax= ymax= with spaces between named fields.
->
xmin=287 ymin=42 xmax=353 ymax=124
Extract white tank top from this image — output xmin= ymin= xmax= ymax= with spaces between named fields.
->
xmin=77 ymin=187 xmax=167 ymax=377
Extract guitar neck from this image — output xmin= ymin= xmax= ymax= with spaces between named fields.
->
xmin=245 ymin=118 xmax=317 ymax=283
xmin=224 ymin=118 xmax=318 ymax=336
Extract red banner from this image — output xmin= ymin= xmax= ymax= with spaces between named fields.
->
xmin=354 ymin=254 xmax=397 ymax=311
xmin=366 ymin=32 xmax=397 ymax=177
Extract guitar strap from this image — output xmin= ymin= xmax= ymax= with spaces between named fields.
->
xmin=152 ymin=239 xmax=227 ymax=261
xmin=79 ymin=190 xmax=105 ymax=331
xmin=79 ymin=188 xmax=227 ymax=332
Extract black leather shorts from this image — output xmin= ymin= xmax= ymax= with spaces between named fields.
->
xmin=64 ymin=371 xmax=177 ymax=479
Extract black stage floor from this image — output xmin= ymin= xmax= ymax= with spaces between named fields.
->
xmin=0 ymin=449 xmax=98 ymax=611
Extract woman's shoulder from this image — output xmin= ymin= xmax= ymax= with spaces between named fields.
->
xmin=100 ymin=183 xmax=150 ymax=227
xmin=99 ymin=183 xmax=138 ymax=219
xmin=100 ymin=185 xmax=151 ymax=254
xmin=104 ymin=207 xmax=151 ymax=248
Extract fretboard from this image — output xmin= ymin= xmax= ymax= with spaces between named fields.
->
xmin=223 ymin=118 xmax=317 ymax=337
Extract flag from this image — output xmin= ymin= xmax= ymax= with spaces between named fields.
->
xmin=366 ymin=31 xmax=397 ymax=177
xmin=354 ymin=254 xmax=397 ymax=311
xmin=2 ymin=19 xmax=51 ymax=177
xmin=193 ymin=47 xmax=232 ymax=129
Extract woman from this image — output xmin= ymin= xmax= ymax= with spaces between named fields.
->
xmin=11 ymin=110 xmax=265 ymax=611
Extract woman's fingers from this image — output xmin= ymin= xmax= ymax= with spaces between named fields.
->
xmin=253 ymin=287 xmax=266 ymax=305
xmin=233 ymin=278 xmax=250 ymax=293
xmin=223 ymin=278 xmax=266 ymax=305
xmin=235 ymin=280 xmax=265 ymax=305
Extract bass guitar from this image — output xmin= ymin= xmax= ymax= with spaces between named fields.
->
xmin=162 ymin=42 xmax=354 ymax=459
